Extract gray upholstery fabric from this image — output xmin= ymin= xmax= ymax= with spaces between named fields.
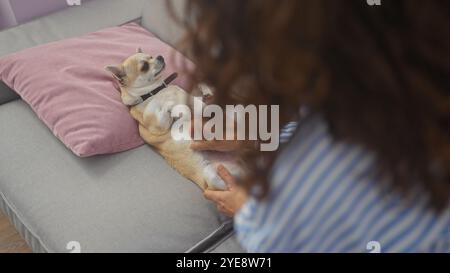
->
xmin=0 ymin=82 xmax=18 ymax=105
xmin=0 ymin=0 xmax=144 ymax=57
xmin=0 ymin=100 xmax=225 ymax=252
xmin=0 ymin=193 xmax=48 ymax=253
xmin=141 ymin=0 xmax=187 ymax=47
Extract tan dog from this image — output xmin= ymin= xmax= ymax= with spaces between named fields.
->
xmin=106 ymin=49 xmax=243 ymax=190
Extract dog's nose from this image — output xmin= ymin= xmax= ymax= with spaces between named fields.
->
xmin=156 ymin=56 xmax=165 ymax=63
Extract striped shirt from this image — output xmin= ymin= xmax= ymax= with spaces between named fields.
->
xmin=235 ymin=115 xmax=450 ymax=253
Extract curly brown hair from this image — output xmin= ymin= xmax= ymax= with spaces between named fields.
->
xmin=169 ymin=0 xmax=450 ymax=210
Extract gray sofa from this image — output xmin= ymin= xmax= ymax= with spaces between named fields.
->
xmin=0 ymin=0 xmax=243 ymax=253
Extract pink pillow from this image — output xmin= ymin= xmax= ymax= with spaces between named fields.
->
xmin=0 ymin=23 xmax=192 ymax=157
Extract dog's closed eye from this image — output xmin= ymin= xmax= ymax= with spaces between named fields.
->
xmin=140 ymin=61 xmax=150 ymax=73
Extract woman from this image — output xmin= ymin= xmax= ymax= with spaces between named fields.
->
xmin=177 ymin=0 xmax=450 ymax=252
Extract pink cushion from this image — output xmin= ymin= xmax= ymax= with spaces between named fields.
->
xmin=0 ymin=23 xmax=192 ymax=157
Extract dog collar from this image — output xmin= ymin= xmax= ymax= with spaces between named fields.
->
xmin=140 ymin=73 xmax=178 ymax=101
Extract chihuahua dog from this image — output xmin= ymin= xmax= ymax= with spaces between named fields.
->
xmin=105 ymin=48 xmax=243 ymax=190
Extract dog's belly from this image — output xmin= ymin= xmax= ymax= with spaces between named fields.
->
xmin=202 ymin=151 xmax=236 ymax=163
xmin=158 ymin=140 xmax=206 ymax=185
xmin=134 ymin=85 xmax=244 ymax=191
xmin=157 ymin=140 xmax=242 ymax=191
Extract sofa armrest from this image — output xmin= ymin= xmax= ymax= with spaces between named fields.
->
xmin=0 ymin=0 xmax=145 ymax=105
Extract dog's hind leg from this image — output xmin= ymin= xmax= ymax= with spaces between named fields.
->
xmin=180 ymin=169 xmax=208 ymax=190
xmin=138 ymin=124 xmax=167 ymax=145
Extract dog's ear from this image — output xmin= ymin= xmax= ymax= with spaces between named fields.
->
xmin=136 ymin=47 xmax=143 ymax=54
xmin=105 ymin=65 xmax=126 ymax=82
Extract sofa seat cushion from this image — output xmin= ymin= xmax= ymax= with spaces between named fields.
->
xmin=0 ymin=100 xmax=226 ymax=252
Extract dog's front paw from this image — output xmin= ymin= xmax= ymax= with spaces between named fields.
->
xmin=122 ymin=94 xmax=142 ymax=106
xmin=198 ymin=84 xmax=214 ymax=104
xmin=130 ymin=107 xmax=145 ymax=125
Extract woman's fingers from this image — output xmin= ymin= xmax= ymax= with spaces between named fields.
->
xmin=217 ymin=165 xmax=237 ymax=189
xmin=204 ymin=189 xmax=224 ymax=203
xmin=204 ymin=170 xmax=248 ymax=217
xmin=190 ymin=140 xmax=236 ymax=152
xmin=217 ymin=204 xmax=233 ymax=217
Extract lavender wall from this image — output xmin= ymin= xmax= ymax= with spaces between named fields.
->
xmin=0 ymin=0 xmax=88 ymax=30
xmin=10 ymin=0 xmax=70 ymax=23
xmin=0 ymin=0 xmax=17 ymax=29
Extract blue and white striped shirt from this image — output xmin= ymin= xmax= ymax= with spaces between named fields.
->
xmin=235 ymin=115 xmax=450 ymax=253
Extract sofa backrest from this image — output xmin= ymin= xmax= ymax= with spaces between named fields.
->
xmin=141 ymin=0 xmax=187 ymax=50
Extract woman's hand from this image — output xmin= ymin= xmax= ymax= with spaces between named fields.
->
xmin=190 ymin=118 xmax=249 ymax=216
xmin=191 ymin=139 xmax=243 ymax=152
xmin=204 ymin=165 xmax=248 ymax=217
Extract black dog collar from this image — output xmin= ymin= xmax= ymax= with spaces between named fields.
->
xmin=140 ymin=73 xmax=178 ymax=101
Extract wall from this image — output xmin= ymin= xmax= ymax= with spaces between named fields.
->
xmin=0 ymin=0 xmax=88 ymax=30
xmin=0 ymin=0 xmax=17 ymax=29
